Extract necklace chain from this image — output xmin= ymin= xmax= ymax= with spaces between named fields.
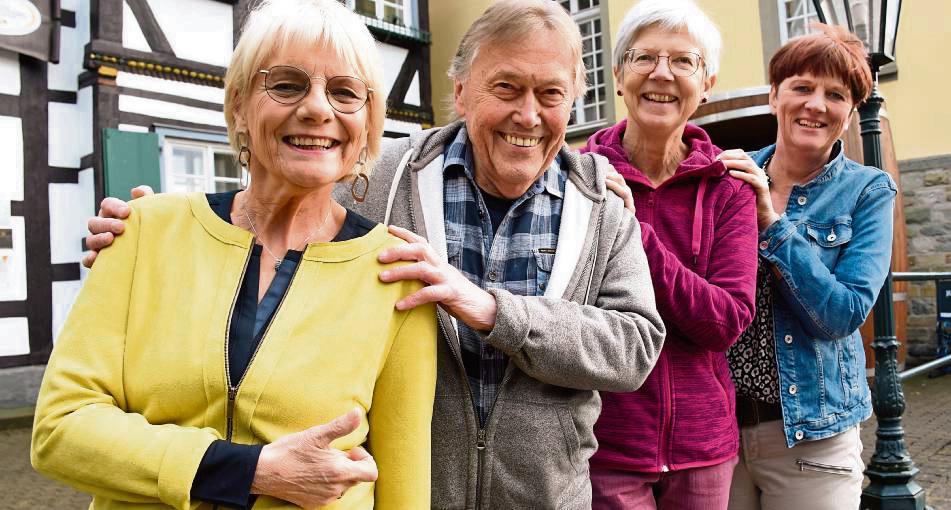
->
xmin=244 ymin=205 xmax=334 ymax=270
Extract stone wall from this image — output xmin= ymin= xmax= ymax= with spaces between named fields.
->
xmin=900 ymin=155 xmax=951 ymax=363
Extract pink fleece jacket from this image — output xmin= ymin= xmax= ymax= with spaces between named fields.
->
xmin=582 ymin=120 xmax=758 ymax=472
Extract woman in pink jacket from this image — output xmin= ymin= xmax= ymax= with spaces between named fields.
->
xmin=582 ymin=1 xmax=758 ymax=508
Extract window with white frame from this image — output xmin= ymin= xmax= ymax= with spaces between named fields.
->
xmin=560 ymin=0 xmax=607 ymax=129
xmin=163 ymin=139 xmax=242 ymax=194
xmin=345 ymin=0 xmax=414 ymax=27
xmin=778 ymin=0 xmax=820 ymax=42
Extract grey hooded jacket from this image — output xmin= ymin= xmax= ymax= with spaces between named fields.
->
xmin=335 ymin=121 xmax=665 ymax=509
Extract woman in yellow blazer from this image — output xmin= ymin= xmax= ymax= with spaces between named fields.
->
xmin=30 ymin=1 xmax=436 ymax=508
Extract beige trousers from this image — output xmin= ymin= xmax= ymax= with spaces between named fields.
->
xmin=728 ymin=420 xmax=864 ymax=510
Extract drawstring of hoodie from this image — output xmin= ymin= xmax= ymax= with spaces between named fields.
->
xmin=691 ymin=177 xmax=708 ymax=266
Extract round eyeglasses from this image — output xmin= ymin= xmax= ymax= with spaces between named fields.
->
xmin=623 ymin=49 xmax=704 ymax=77
xmin=258 ymin=65 xmax=373 ymax=114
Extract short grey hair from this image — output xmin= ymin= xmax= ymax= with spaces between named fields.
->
xmin=447 ymin=0 xmax=587 ymax=100
xmin=613 ymin=0 xmax=722 ymax=77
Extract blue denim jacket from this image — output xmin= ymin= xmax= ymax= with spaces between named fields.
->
xmin=752 ymin=141 xmax=897 ymax=447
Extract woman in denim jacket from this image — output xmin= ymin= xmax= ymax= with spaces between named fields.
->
xmin=719 ymin=24 xmax=897 ymax=510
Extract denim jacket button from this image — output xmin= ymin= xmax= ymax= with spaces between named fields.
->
xmin=784 ymin=334 xmax=793 ymax=344
xmin=759 ymin=240 xmax=769 ymax=250
xmin=827 ymin=233 xmax=837 ymax=242
xmin=797 ymin=196 xmax=807 ymax=206
xmin=788 ymin=384 xmax=798 ymax=395
xmin=795 ymin=430 xmax=804 ymax=440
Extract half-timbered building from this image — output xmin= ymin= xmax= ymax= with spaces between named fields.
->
xmin=0 ymin=0 xmax=433 ymax=406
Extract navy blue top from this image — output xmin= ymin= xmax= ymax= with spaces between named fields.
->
xmin=191 ymin=190 xmax=375 ymax=508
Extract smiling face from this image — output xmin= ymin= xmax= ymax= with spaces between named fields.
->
xmin=233 ymin=42 xmax=369 ymax=189
xmin=770 ymin=72 xmax=853 ymax=158
xmin=616 ymin=26 xmax=715 ymax=139
xmin=453 ymin=28 xmax=575 ymax=199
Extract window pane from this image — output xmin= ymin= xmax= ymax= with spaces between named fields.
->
xmin=214 ymin=152 xmax=239 ymax=179
xmin=172 ymin=147 xmax=203 ymax=175
xmin=383 ymin=3 xmax=403 ymax=24
xmin=215 ymin=180 xmax=241 ymax=193
xmin=578 ymin=0 xmax=590 ymax=11
xmin=168 ymin=175 xmax=205 ymax=194
xmin=355 ymin=0 xmax=375 ymax=17
xmin=560 ymin=0 xmax=571 ymax=12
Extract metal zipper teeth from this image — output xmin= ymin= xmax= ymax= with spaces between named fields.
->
xmin=796 ymin=458 xmax=853 ymax=474
xmin=223 ymin=246 xmax=254 ymax=442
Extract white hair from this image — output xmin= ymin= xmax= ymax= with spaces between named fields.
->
xmin=224 ymin=0 xmax=384 ymax=172
xmin=613 ymin=0 xmax=722 ymax=78
xmin=447 ymin=0 xmax=587 ymax=100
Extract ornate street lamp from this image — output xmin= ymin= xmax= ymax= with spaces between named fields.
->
xmin=810 ymin=2 xmax=924 ymax=509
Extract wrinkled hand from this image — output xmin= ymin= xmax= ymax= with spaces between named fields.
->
xmin=251 ymin=408 xmax=378 ymax=507
xmin=82 ymin=186 xmax=154 ymax=268
xmin=718 ymin=150 xmax=780 ymax=230
xmin=379 ymin=225 xmax=498 ymax=332
xmin=604 ymin=168 xmax=636 ymax=214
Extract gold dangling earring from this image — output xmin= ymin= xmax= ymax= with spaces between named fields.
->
xmin=350 ymin=147 xmax=369 ymax=203
xmin=237 ymin=132 xmax=251 ymax=189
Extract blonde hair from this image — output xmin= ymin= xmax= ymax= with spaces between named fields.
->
xmin=447 ymin=0 xmax=587 ymax=100
xmin=224 ymin=0 xmax=384 ymax=174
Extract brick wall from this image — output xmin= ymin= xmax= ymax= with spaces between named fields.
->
xmin=900 ymin=155 xmax=951 ymax=363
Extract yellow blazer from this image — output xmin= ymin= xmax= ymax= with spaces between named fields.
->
xmin=31 ymin=192 xmax=437 ymax=509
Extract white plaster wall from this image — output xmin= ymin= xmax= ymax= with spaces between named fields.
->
xmin=122 ymin=0 xmax=151 ymax=54
xmin=0 ymin=50 xmax=20 ymax=95
xmin=118 ymin=95 xmax=226 ymax=127
xmin=52 ymin=280 xmax=82 ymax=343
xmin=384 ymin=118 xmax=423 ymax=136
xmin=48 ymin=0 xmax=91 ymax=91
xmin=0 ymin=317 xmax=29 ymax=356
xmin=405 ymin=71 xmax=420 ymax=106
xmin=0 ymin=217 xmax=27 ymax=302
xmin=376 ymin=42 xmax=409 ymax=99
xmin=146 ymin=0 xmax=233 ymax=67
xmin=118 ymin=123 xmax=149 ymax=133
xmin=48 ymin=86 xmax=93 ymax=168
xmin=0 ymin=116 xmax=24 ymax=201
xmin=116 ymin=72 xmax=225 ymax=104
xmin=49 ymin=168 xmax=94 ymax=264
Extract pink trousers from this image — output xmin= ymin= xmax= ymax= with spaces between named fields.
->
xmin=591 ymin=457 xmax=739 ymax=510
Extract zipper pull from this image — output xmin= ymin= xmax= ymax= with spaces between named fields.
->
xmin=228 ymin=387 xmax=237 ymax=402
xmin=476 ymin=429 xmax=486 ymax=450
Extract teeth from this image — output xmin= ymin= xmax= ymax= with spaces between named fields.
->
xmin=644 ymin=93 xmax=677 ymax=103
xmin=797 ymin=120 xmax=823 ymax=128
xmin=504 ymin=134 xmax=540 ymax=147
xmin=288 ymin=136 xmax=334 ymax=148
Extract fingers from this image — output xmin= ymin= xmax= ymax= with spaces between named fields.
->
xmin=81 ymin=251 xmax=97 ymax=269
xmin=378 ymin=241 xmax=434 ymax=265
xmin=85 ymin=232 xmax=115 ymax=252
xmin=395 ymin=285 xmax=447 ymax=311
xmin=347 ymin=446 xmax=371 ymax=461
xmin=716 ymin=148 xmax=750 ymax=160
xmin=345 ymin=452 xmax=379 ymax=483
xmin=379 ymin=261 xmax=441 ymax=286
xmin=130 ymin=185 xmax=154 ymax=199
xmin=311 ymin=407 xmax=362 ymax=449
xmin=98 ymin=197 xmax=131 ymax=220
xmin=88 ymin=216 xmax=125 ymax=236
xmin=386 ymin=224 xmax=426 ymax=244
xmin=604 ymin=178 xmax=635 ymax=214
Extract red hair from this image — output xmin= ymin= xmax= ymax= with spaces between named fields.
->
xmin=768 ymin=23 xmax=872 ymax=105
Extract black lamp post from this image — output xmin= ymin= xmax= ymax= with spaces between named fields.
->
xmin=811 ymin=1 xmax=925 ymax=509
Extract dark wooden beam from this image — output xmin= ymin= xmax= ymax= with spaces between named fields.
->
xmin=91 ymin=0 xmax=123 ymax=42
xmin=125 ymin=0 xmax=176 ymax=56
xmin=51 ymin=263 xmax=81 ymax=282
xmin=0 ymin=94 xmax=18 ymax=116
xmin=117 ymin=86 xmax=223 ymax=112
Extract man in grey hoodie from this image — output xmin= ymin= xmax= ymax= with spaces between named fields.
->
xmin=84 ymin=1 xmax=665 ymax=507
xmin=341 ymin=1 xmax=665 ymax=507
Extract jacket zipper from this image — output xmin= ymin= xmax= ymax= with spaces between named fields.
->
xmin=658 ymin=356 xmax=673 ymax=472
xmin=796 ymin=458 xmax=853 ymax=475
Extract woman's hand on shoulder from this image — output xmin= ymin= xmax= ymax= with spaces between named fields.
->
xmin=252 ymin=408 xmax=378 ymax=507
xmin=718 ymin=150 xmax=780 ymax=231
xmin=604 ymin=167 xmax=636 ymax=214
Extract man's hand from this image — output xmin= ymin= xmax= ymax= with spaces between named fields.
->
xmin=378 ymin=225 xmax=498 ymax=332
xmin=82 ymin=186 xmax=154 ymax=268
xmin=604 ymin=169 xmax=635 ymax=214
xmin=251 ymin=408 xmax=378 ymax=507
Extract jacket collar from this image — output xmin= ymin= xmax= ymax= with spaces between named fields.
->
xmin=752 ymin=140 xmax=846 ymax=188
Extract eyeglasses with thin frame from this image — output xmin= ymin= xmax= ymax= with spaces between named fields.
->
xmin=258 ymin=65 xmax=373 ymax=114
xmin=623 ymin=49 xmax=704 ymax=77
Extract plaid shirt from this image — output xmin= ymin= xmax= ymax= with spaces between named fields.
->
xmin=443 ymin=127 xmax=566 ymax=424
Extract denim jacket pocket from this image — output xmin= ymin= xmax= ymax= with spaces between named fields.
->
xmin=805 ymin=217 xmax=853 ymax=270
